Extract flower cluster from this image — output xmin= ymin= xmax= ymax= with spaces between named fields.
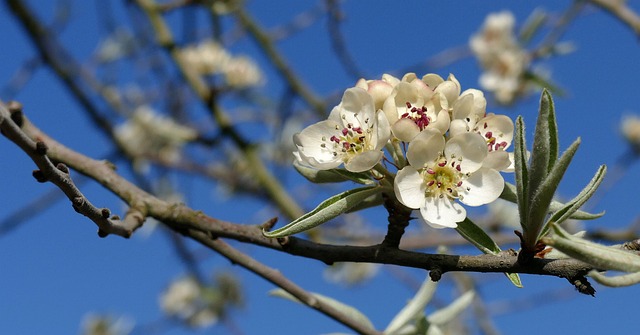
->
xmin=294 ymin=73 xmax=514 ymax=228
xmin=180 ymin=40 xmax=263 ymax=88
xmin=470 ymin=11 xmax=531 ymax=105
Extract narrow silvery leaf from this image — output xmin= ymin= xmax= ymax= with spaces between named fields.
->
xmin=589 ymin=270 xmax=640 ymax=287
xmin=456 ymin=218 xmax=501 ymax=254
xmin=542 ymin=223 xmax=640 ymax=272
xmin=263 ymin=186 xmax=380 ymax=238
xmin=427 ymin=291 xmax=475 ymax=325
xmin=456 ymin=218 xmax=523 ymax=288
xmin=384 ymin=276 xmax=437 ymax=334
xmin=346 ymin=192 xmax=384 ymax=213
xmin=294 ymin=160 xmax=373 ymax=184
xmin=541 ymin=165 xmax=606 ymax=237
xmin=528 ymin=89 xmax=557 ymax=203
xmin=269 ymin=289 xmax=375 ymax=330
xmin=514 ymin=116 xmax=529 ymax=234
xmin=527 ymin=138 xmax=580 ymax=245
xmin=501 ymin=182 xmax=602 ymax=220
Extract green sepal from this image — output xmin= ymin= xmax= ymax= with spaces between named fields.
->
xmin=263 ymin=186 xmax=381 ymax=238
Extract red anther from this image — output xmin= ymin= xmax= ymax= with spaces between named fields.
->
xmin=427 ymin=168 xmax=435 ymax=174
xmin=485 ymin=131 xmax=493 ymax=139
xmin=438 ymin=161 xmax=447 ymax=167
xmin=342 ymin=128 xmax=349 ymax=136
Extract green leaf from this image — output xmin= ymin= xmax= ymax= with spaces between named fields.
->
xmin=542 ymin=223 xmax=640 ymax=273
xmin=501 ymin=182 xmax=602 ymax=221
xmin=263 ymin=186 xmax=381 ymax=238
xmin=527 ymin=138 xmax=580 ymax=244
xmin=456 ymin=218 xmax=501 ymax=254
xmin=345 ymin=191 xmax=384 ymax=213
xmin=589 ymin=270 xmax=640 ymax=287
xmin=294 ymin=160 xmax=373 ymax=185
xmin=269 ymin=288 xmax=375 ymax=330
xmin=456 ymin=218 xmax=523 ymax=288
xmin=541 ymin=165 xmax=607 ymax=237
xmin=384 ymin=276 xmax=437 ymax=334
xmin=528 ymin=89 xmax=558 ymax=202
xmin=514 ymin=116 xmax=529 ymax=234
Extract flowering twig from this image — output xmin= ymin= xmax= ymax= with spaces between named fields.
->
xmin=2 ymin=100 xmax=609 ymax=295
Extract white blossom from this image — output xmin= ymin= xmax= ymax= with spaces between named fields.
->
xmin=160 ymin=276 xmax=219 ymax=328
xmin=382 ymin=73 xmax=455 ymax=141
xmin=470 ymin=11 xmax=531 ymax=104
xmin=394 ymin=130 xmax=505 ymax=228
xmin=114 ymin=106 xmax=197 ymax=165
xmin=621 ymin=114 xmax=640 ymax=152
xmin=293 ymin=87 xmax=391 ymax=172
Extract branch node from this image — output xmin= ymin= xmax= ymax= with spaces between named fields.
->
xmin=260 ymin=217 xmax=278 ymax=231
xmin=429 ymin=268 xmax=443 ymax=282
xmin=72 ymin=196 xmax=84 ymax=212
xmin=101 ymin=208 xmax=111 ymax=219
xmin=277 ymin=236 xmax=290 ymax=246
xmin=569 ymin=275 xmax=596 ymax=296
xmin=56 ymin=163 xmax=69 ymax=174
xmin=32 ymin=169 xmax=48 ymax=183
xmin=97 ymin=229 xmax=109 ymax=238
xmin=34 ymin=141 xmax=48 ymax=155
xmin=8 ymin=101 xmax=24 ymax=127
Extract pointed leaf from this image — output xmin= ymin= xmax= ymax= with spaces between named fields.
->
xmin=346 ymin=191 xmax=384 ymax=213
xmin=269 ymin=289 xmax=375 ymax=330
xmin=294 ymin=160 xmax=373 ymax=184
xmin=528 ymin=89 xmax=558 ymax=203
xmin=502 ymin=182 xmax=602 ymax=220
xmin=589 ymin=270 xmax=640 ymax=287
xmin=384 ymin=276 xmax=437 ymax=334
xmin=527 ymin=138 xmax=580 ymax=244
xmin=542 ymin=223 xmax=640 ymax=272
xmin=541 ymin=165 xmax=607 ymax=237
xmin=514 ymin=116 xmax=529 ymax=233
xmin=263 ymin=186 xmax=381 ymax=238
xmin=456 ymin=218 xmax=523 ymax=288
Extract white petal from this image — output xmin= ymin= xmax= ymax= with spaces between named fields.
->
xmin=345 ymin=150 xmax=383 ymax=172
xmin=394 ymin=166 xmax=426 ymax=209
xmin=431 ymin=109 xmax=451 ymax=134
xmin=482 ymin=114 xmax=514 ymax=148
xmin=460 ymin=168 xmax=505 ymax=206
xmin=392 ymin=118 xmax=421 ymax=142
xmin=444 ymin=133 xmax=488 ymax=173
xmin=421 ymin=73 xmax=444 ymax=89
xmin=293 ymin=120 xmax=343 ymax=163
xmin=340 ymin=88 xmax=375 ymax=127
xmin=420 ymin=197 xmax=465 ymax=228
xmin=452 ymin=93 xmax=474 ymax=120
xmin=374 ymin=110 xmax=392 ymax=150
xmin=483 ymin=151 xmax=512 ymax=171
xmin=406 ymin=130 xmax=444 ymax=168
xmin=449 ymin=119 xmax=470 ymax=137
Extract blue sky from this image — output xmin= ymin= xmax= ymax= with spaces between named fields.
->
xmin=2 ymin=1 xmax=640 ymax=334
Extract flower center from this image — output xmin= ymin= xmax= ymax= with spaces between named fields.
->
xmin=401 ymin=102 xmax=431 ymax=130
xmin=320 ymin=123 xmax=372 ymax=158
xmin=421 ymin=156 xmax=468 ymax=200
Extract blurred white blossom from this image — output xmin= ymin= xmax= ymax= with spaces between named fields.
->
xmin=470 ymin=11 xmax=531 ymax=105
xmin=621 ymin=114 xmax=640 ymax=152
xmin=80 ymin=314 xmax=133 ymax=335
xmin=160 ymin=276 xmax=219 ymax=328
xmin=180 ymin=40 xmax=263 ymax=88
xmin=115 ymin=106 xmax=197 ymax=167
